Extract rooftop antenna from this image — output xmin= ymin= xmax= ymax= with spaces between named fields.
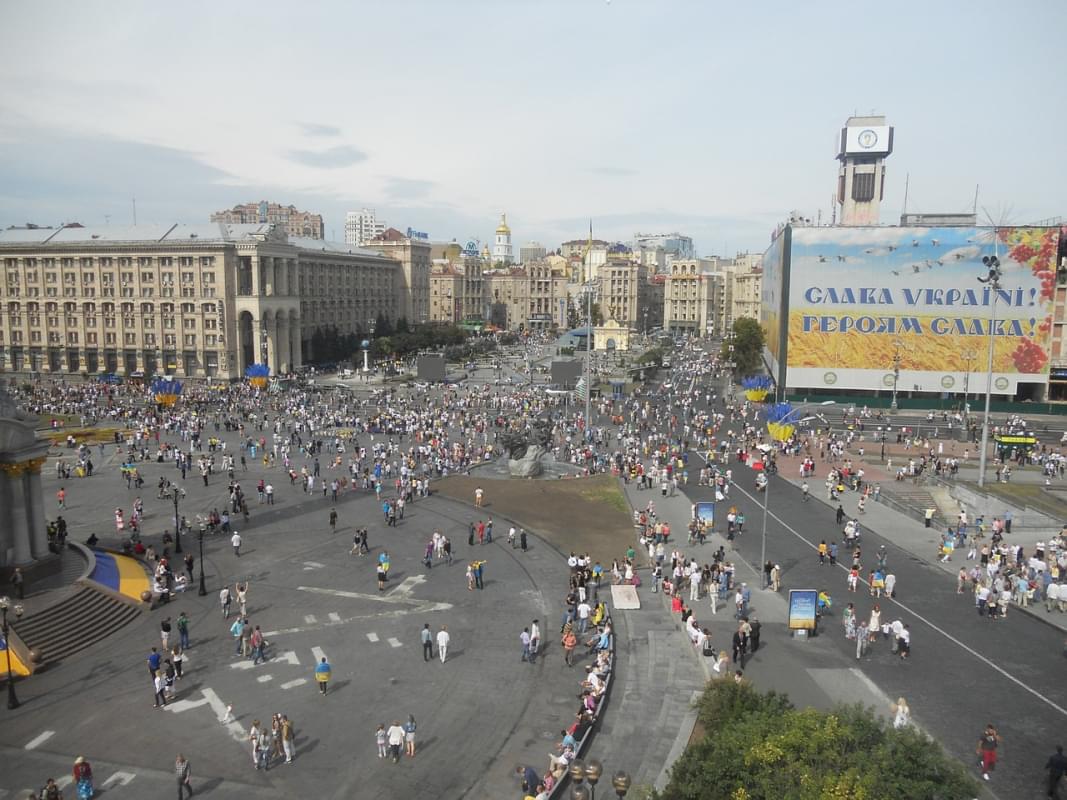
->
xmin=831 ymin=194 xmax=837 ymax=225
xmin=973 ymin=184 xmax=979 ymax=216
xmin=901 ymin=173 xmax=909 ymax=218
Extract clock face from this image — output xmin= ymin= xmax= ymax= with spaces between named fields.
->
xmin=858 ymin=129 xmax=878 ymax=149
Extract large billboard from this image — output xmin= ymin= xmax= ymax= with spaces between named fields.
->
xmin=784 ymin=226 xmax=1057 ymax=395
xmin=760 ymin=229 xmax=788 ymax=387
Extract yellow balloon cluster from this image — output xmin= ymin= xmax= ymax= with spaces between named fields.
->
xmin=744 ymin=389 xmax=770 ymax=402
xmin=766 ymin=422 xmax=795 ymax=442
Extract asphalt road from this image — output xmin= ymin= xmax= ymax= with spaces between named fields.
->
xmin=683 ymin=441 xmax=1066 ymax=798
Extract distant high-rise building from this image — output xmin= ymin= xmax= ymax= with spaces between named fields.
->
xmin=210 ymin=202 xmax=323 ymax=239
xmin=519 ymin=241 xmax=546 ymax=264
xmin=492 ymin=213 xmax=513 ymax=265
xmin=344 ymin=208 xmax=386 ymax=247
xmin=836 ymin=115 xmax=893 ymax=226
xmin=633 ymin=232 xmax=694 ymax=260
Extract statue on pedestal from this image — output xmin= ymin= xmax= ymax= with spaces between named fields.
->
xmin=500 ymin=418 xmax=554 ymax=478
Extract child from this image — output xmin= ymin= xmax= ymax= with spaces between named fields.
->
xmin=376 ymin=724 xmax=387 ymax=759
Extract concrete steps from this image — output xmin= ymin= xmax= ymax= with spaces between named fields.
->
xmin=11 ymin=584 xmax=143 ymax=667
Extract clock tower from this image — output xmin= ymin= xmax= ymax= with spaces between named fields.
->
xmin=836 ymin=115 xmax=893 ymax=226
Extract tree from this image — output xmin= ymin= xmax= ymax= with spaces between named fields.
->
xmin=723 ymin=317 xmax=765 ymax=375
xmin=395 ymin=317 xmax=410 ymax=334
xmin=374 ymin=313 xmax=393 ymax=338
xmin=658 ymin=681 xmax=978 ymax=800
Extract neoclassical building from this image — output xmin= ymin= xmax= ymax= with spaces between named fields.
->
xmin=0 ymin=223 xmax=402 ymax=379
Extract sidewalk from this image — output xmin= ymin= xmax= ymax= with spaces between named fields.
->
xmin=769 ymin=451 xmax=1067 ymax=635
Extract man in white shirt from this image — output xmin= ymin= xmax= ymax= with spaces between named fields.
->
xmin=576 ymin=601 xmax=592 ymax=634
xmin=386 ymin=720 xmax=405 ymax=763
xmin=231 ymin=531 xmax=242 ymax=557
xmin=690 ymin=568 xmax=702 ymax=601
xmin=436 ymin=625 xmax=450 ymax=663
xmin=1046 ymin=582 xmax=1060 ymax=612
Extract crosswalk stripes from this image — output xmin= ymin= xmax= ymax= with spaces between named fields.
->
xmin=366 ymin=632 xmax=380 ymax=642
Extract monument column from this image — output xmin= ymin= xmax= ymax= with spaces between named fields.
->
xmin=2 ymin=464 xmax=33 ymax=565
xmin=27 ymin=459 xmax=50 ymax=558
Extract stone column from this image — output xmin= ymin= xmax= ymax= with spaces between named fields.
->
xmin=290 ymin=316 xmax=302 ymax=370
xmin=276 ymin=316 xmax=289 ymax=374
xmin=265 ymin=317 xmax=277 ymax=373
xmin=26 ymin=461 xmax=49 ymax=559
xmin=2 ymin=466 xmax=33 ymax=565
xmin=264 ymin=257 xmax=274 ymax=297
xmin=0 ymin=472 xmax=14 ymax=567
xmin=251 ymin=256 xmax=262 ymax=296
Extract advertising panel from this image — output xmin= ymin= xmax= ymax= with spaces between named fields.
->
xmin=788 ymin=589 xmax=818 ymax=631
xmin=692 ymin=501 xmax=715 ymax=527
xmin=785 ymin=226 xmax=1057 ymax=395
xmin=842 ymin=125 xmax=891 ymax=155
xmin=760 ymin=230 xmax=788 ymax=381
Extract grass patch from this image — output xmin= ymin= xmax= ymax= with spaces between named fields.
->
xmin=964 ymin=481 xmax=1065 ymax=519
xmin=579 ymin=480 xmax=630 ymax=515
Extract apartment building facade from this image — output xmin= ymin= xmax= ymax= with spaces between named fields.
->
xmin=210 ymin=202 xmax=324 ymax=239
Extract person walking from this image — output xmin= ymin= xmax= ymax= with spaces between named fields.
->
xmin=520 ymin=627 xmax=532 ymax=662
xmin=219 ymin=586 xmax=232 ymax=618
xmin=281 ymin=715 xmax=295 ymax=764
xmin=890 ymin=697 xmax=911 ymax=729
xmin=436 ymin=625 xmax=450 ymax=663
xmin=314 ymin=656 xmax=331 ymax=695
xmin=562 ymin=624 xmax=577 ymax=667
xmin=421 ymin=623 xmax=433 ymax=662
xmin=1046 ymin=744 xmax=1067 ymax=798
xmin=404 ymin=715 xmax=417 ymax=758
xmin=529 ymin=619 xmax=540 ymax=663
xmin=175 ymin=753 xmax=193 ymax=799
xmin=72 ymin=757 xmax=94 ymax=800
xmin=977 ymin=723 xmax=1001 ymax=781
xmin=11 ymin=567 xmax=25 ymax=600
xmin=376 ymin=724 xmax=388 ymax=759
xmin=153 ymin=670 xmax=168 ymax=708
xmin=474 ymin=486 xmax=484 ymax=507
xmin=329 ymin=508 xmax=338 ymax=534
xmin=160 ymin=617 xmax=172 ymax=651
xmin=176 ymin=611 xmax=190 ymax=649
xmin=387 ymin=720 xmax=405 ymax=763
xmin=231 ymin=531 xmax=242 ymax=557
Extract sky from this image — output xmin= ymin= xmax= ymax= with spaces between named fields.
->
xmin=0 ymin=0 xmax=1063 ymax=256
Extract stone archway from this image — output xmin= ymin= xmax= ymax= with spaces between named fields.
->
xmin=238 ymin=310 xmax=255 ymax=373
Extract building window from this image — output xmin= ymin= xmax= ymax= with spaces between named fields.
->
xmin=852 ymin=172 xmax=876 ymax=202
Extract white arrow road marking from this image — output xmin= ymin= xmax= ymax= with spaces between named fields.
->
xmin=24 ymin=730 xmax=55 ymax=750
xmin=257 ymin=675 xmax=273 ymax=683
xmin=328 ymin=612 xmax=341 ymax=622
xmin=260 ymin=587 xmax=452 ymax=637
xmin=302 ymin=561 xmax=325 ymax=571
xmin=388 ymin=575 xmax=426 ymax=597
xmin=387 ymin=637 xmax=402 ymax=648
xmin=101 ymin=771 xmax=136 ymax=788
xmin=366 ymin=633 xmax=379 ymax=642
xmin=229 ymin=650 xmax=299 ymax=669
xmin=304 ymin=615 xmax=317 ymax=624
xmin=311 ymin=646 xmax=327 ymax=663
xmin=164 ymin=688 xmax=245 ymax=742
xmin=281 ymin=678 xmax=307 ymax=690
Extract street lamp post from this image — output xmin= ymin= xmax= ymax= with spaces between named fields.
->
xmin=568 ymin=759 xmax=624 ymax=800
xmin=197 ymin=523 xmax=207 ymax=596
xmin=977 ymin=252 xmax=1003 ymax=489
xmin=172 ymin=487 xmax=184 ymax=553
xmin=760 ymin=401 xmax=836 ymax=578
xmin=960 ymin=348 xmax=978 ymax=415
xmin=889 ymin=339 xmax=904 ymax=411
xmin=584 ymin=282 xmax=595 ymax=434
xmin=0 ymin=596 xmax=24 ymax=709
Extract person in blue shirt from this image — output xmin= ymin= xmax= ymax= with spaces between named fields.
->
xmin=517 ymin=764 xmax=540 ymax=794
xmin=147 ymin=647 xmax=161 ymax=677
xmin=314 ymin=656 xmax=331 ymax=696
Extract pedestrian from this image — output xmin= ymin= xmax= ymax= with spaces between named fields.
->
xmin=530 ymin=619 xmax=540 ymax=663
xmin=147 ymin=646 xmax=162 ymax=678
xmin=520 ymin=626 xmax=532 ymax=661
xmin=387 ymin=720 xmax=405 ymax=763
xmin=175 ymin=753 xmax=193 ymax=799
xmin=160 ymin=616 xmax=172 ymax=651
xmin=72 ymin=757 xmax=94 ymax=800
xmin=749 ymin=617 xmax=761 ymax=652
xmin=562 ymin=624 xmax=577 ymax=667
xmin=1046 ymin=744 xmax=1067 ymax=798
xmin=437 ymin=625 xmax=450 ymax=663
xmin=11 ymin=567 xmax=25 ymax=600
xmin=376 ymin=723 xmax=388 ymax=759
xmin=520 ymin=529 xmax=528 ymax=552
xmin=977 ymin=723 xmax=1001 ymax=781
xmin=404 ymin=714 xmax=417 ymax=757
xmin=890 ymin=697 xmax=911 ymax=729
xmin=731 ymin=628 xmax=745 ymax=666
xmin=177 ymin=610 xmax=190 ymax=649
xmin=235 ymin=582 xmax=249 ymax=617
xmin=184 ymin=553 xmax=194 ymax=581
xmin=314 ymin=656 xmax=331 ymax=695
xmin=231 ymin=530 xmax=242 ymax=556
xmin=421 ymin=623 xmax=433 ymax=662
xmin=475 ymin=486 xmax=484 ymax=507
xmin=281 ymin=715 xmax=295 ymax=763
xmin=220 ymin=585 xmax=232 ymax=617
xmin=171 ymin=645 xmax=184 ymax=680
xmin=153 ymin=670 xmax=167 ymax=707
xmin=377 ymin=561 xmax=388 ymax=591
xmin=329 ymin=508 xmax=337 ymax=533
